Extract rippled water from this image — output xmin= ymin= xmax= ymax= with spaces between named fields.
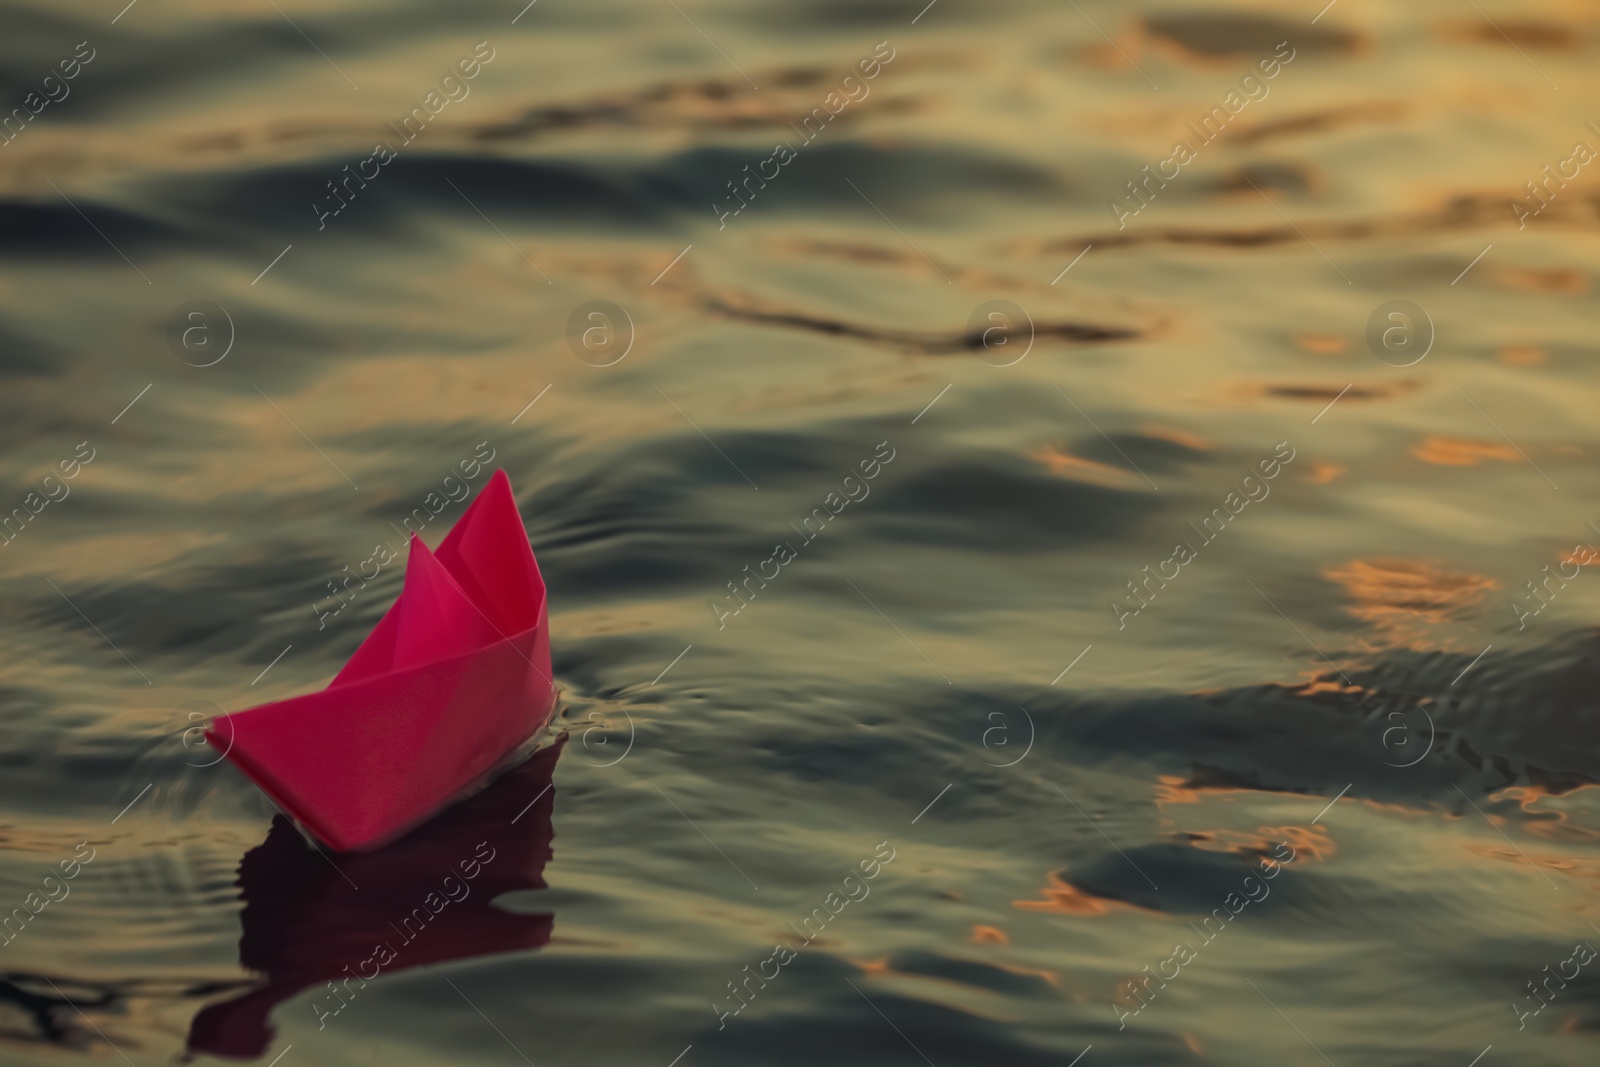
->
xmin=4 ymin=1 xmax=1600 ymax=1064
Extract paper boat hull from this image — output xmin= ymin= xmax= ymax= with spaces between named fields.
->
xmin=207 ymin=470 xmax=555 ymax=852
xmin=212 ymin=609 xmax=552 ymax=851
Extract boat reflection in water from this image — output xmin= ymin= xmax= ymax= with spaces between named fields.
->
xmin=187 ymin=737 xmax=563 ymax=1060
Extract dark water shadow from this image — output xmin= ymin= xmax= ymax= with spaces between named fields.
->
xmin=185 ymin=736 xmax=564 ymax=1060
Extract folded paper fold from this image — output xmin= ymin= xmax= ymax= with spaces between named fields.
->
xmin=207 ymin=469 xmax=555 ymax=852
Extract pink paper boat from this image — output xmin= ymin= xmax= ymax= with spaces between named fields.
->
xmin=207 ymin=469 xmax=556 ymax=852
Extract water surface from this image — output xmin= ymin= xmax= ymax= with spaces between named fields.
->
xmin=3 ymin=1 xmax=1599 ymax=1065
